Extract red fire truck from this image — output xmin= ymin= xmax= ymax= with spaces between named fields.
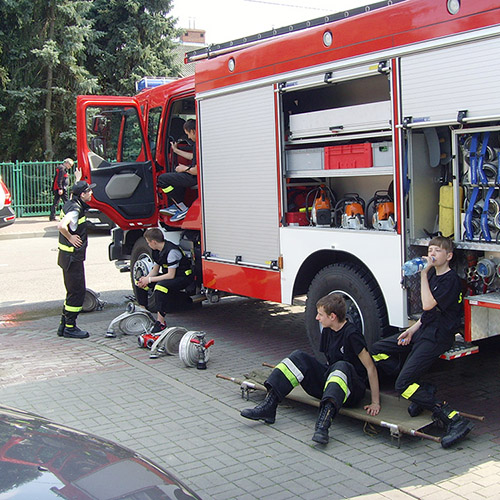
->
xmin=76 ymin=0 xmax=500 ymax=356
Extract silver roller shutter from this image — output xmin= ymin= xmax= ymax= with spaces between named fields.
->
xmin=401 ymin=36 xmax=500 ymax=124
xmin=199 ymin=85 xmax=280 ymax=267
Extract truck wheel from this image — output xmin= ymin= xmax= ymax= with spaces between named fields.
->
xmin=130 ymin=237 xmax=154 ymax=305
xmin=305 ymin=263 xmax=388 ymax=357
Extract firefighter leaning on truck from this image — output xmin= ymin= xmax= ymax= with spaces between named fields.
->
xmin=57 ymin=181 xmax=95 ymax=339
xmin=135 ymin=228 xmax=194 ymax=334
xmin=371 ymin=235 xmax=473 ymax=448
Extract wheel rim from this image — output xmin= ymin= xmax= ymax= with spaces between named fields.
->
xmin=133 ymin=252 xmax=154 ymax=281
xmin=324 ymin=289 xmax=364 ymax=334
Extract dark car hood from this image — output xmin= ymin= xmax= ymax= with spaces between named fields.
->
xmin=0 ymin=405 xmax=200 ymax=499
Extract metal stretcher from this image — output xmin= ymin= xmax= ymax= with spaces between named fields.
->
xmin=217 ymin=364 xmax=484 ymax=447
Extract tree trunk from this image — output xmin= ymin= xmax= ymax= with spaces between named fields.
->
xmin=44 ymin=64 xmax=54 ymax=160
xmin=43 ymin=1 xmax=56 ymax=161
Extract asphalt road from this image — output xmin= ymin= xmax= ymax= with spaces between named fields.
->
xmin=0 ymin=232 xmax=132 ymax=316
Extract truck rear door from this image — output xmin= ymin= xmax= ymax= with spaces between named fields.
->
xmin=76 ymin=96 xmax=157 ymax=228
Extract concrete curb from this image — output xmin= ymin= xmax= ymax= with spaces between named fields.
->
xmin=0 ymin=230 xmax=58 ymax=241
xmin=0 ymin=216 xmax=59 ymax=241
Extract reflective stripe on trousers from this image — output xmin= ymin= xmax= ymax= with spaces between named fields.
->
xmin=324 ymin=369 xmax=351 ymax=404
xmin=275 ymin=357 xmax=305 ymax=388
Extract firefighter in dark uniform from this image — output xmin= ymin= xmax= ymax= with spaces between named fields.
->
xmin=49 ymin=158 xmax=74 ymax=221
xmin=371 ymin=235 xmax=473 ymax=448
xmin=136 ymin=228 xmax=193 ymax=333
xmin=157 ymin=119 xmax=197 ymax=222
xmin=241 ymin=294 xmax=381 ymax=445
xmin=57 ymin=181 xmax=95 ymax=339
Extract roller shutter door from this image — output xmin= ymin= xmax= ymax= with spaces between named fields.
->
xmin=199 ymin=85 xmax=279 ymax=267
xmin=401 ymin=36 xmax=500 ymax=124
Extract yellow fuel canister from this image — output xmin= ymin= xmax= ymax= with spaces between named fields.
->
xmin=439 ymin=182 xmax=463 ymax=237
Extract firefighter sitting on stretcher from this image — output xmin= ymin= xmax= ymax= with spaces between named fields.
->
xmin=371 ymin=235 xmax=473 ymax=448
xmin=240 ymin=293 xmax=380 ymax=445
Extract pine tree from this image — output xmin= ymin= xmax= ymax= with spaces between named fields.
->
xmin=87 ymin=0 xmax=181 ymax=95
xmin=0 ymin=0 xmax=98 ymax=160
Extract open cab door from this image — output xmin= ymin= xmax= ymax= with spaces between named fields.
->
xmin=76 ymin=96 xmax=157 ymax=228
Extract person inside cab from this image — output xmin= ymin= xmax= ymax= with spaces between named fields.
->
xmin=158 ymin=119 xmax=197 ymax=222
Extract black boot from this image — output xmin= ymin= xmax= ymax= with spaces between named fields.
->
xmin=57 ymin=316 xmax=65 ymax=337
xmin=240 ymin=390 xmax=280 ymax=424
xmin=407 ymin=383 xmax=437 ymax=417
xmin=312 ymin=401 xmax=337 ymax=444
xmin=433 ymin=404 xmax=474 ymax=449
xmin=63 ymin=325 xmax=90 ymax=339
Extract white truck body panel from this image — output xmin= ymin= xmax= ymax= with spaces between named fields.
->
xmin=279 ymin=227 xmax=406 ymax=326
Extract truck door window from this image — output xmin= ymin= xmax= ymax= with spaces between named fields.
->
xmin=165 ymin=98 xmax=196 ymax=170
xmin=85 ymin=106 xmax=146 ymax=168
xmin=148 ymin=106 xmax=162 ymax=157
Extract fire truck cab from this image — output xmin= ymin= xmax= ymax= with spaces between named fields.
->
xmin=76 ymin=0 xmax=500 ymax=356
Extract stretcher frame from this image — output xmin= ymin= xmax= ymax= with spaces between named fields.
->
xmin=217 ymin=364 xmax=484 ymax=447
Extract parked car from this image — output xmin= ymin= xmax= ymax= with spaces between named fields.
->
xmin=0 ymin=177 xmax=15 ymax=228
xmin=0 ymin=405 xmax=201 ymax=499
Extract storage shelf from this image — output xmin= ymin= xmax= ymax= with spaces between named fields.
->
xmin=411 ymin=237 xmax=500 ymax=252
xmin=466 ymin=292 xmax=500 ymax=307
xmin=286 ymin=166 xmax=393 ymax=178
xmin=286 ymin=130 xmax=392 ymax=146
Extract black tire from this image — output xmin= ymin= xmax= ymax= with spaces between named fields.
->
xmin=305 ymin=263 xmax=388 ymax=357
xmin=130 ymin=237 xmax=154 ymax=306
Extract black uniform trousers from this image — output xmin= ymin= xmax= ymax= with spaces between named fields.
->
xmin=371 ymin=326 xmax=453 ymax=410
xmin=50 ymin=189 xmax=68 ymax=219
xmin=157 ymin=172 xmax=197 ymax=205
xmin=137 ymin=274 xmax=193 ymax=316
xmin=265 ymin=350 xmax=366 ymax=411
xmin=62 ymin=260 xmax=86 ymax=326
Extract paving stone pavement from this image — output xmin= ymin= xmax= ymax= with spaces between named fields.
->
xmin=1 ymin=295 xmax=500 ymax=499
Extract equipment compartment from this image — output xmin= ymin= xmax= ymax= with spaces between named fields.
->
xmin=280 ymin=63 xmax=395 ymax=232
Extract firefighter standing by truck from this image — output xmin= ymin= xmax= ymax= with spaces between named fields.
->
xmin=49 ymin=158 xmax=74 ymax=221
xmin=371 ymin=236 xmax=473 ymax=448
xmin=57 ymin=181 xmax=95 ymax=339
xmin=136 ymin=228 xmax=194 ymax=334
xmin=240 ymin=293 xmax=381 ymax=445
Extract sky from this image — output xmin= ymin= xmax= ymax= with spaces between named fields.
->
xmin=170 ymin=0 xmax=374 ymax=45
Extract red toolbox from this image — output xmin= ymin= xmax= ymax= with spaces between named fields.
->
xmin=324 ymin=143 xmax=372 ymax=169
xmin=285 ymin=212 xmax=309 ymax=226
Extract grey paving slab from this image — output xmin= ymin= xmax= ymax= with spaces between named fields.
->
xmin=1 ymin=298 xmax=500 ymax=499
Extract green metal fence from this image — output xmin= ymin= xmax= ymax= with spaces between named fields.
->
xmin=0 ymin=161 xmax=76 ymax=217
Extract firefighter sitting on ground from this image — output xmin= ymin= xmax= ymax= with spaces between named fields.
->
xmin=157 ymin=119 xmax=197 ymax=222
xmin=240 ymin=293 xmax=380 ymax=445
xmin=136 ymin=228 xmax=193 ymax=334
xmin=370 ymin=235 xmax=473 ymax=448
